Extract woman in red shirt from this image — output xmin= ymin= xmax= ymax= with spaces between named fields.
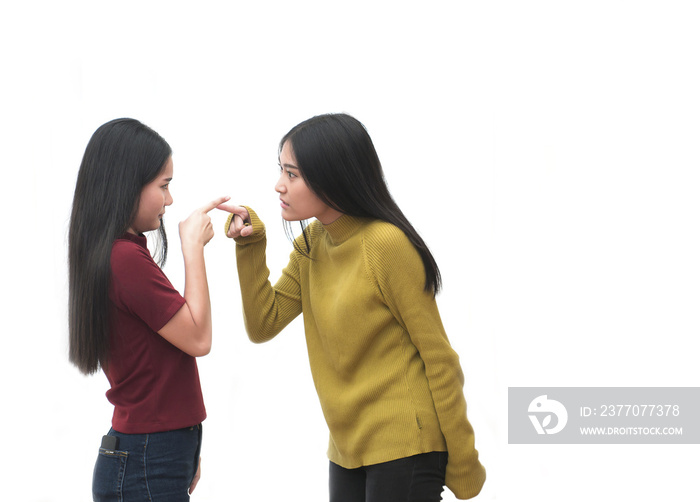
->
xmin=68 ymin=118 xmax=227 ymax=501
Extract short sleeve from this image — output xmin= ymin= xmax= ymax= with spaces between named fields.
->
xmin=110 ymin=240 xmax=186 ymax=332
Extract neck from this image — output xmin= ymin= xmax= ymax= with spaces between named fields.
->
xmin=317 ymin=208 xmax=344 ymax=225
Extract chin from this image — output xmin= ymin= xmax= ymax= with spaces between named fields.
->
xmin=146 ymin=221 xmax=162 ymax=232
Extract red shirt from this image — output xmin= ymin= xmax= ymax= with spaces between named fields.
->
xmin=106 ymin=232 xmax=206 ymax=433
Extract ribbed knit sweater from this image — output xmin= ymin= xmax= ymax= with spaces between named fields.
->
xmin=228 ymin=208 xmax=486 ymax=499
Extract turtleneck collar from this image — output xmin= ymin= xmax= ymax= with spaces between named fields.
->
xmin=322 ymin=214 xmax=367 ymax=245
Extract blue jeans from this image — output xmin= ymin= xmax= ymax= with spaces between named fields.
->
xmin=92 ymin=424 xmax=202 ymax=502
xmin=329 ymin=451 xmax=448 ymax=502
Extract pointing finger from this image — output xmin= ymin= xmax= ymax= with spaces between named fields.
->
xmin=216 ymin=204 xmax=249 ymax=221
xmin=201 ymin=195 xmax=231 ymax=213
xmin=216 ymin=202 xmax=248 ymax=216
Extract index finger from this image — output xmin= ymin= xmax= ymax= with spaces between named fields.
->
xmin=200 ymin=196 xmax=231 ymax=213
xmin=216 ymin=202 xmax=249 ymax=217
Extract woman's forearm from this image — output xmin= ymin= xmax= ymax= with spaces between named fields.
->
xmin=181 ymin=244 xmax=212 ymax=347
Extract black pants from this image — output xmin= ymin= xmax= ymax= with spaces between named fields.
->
xmin=329 ymin=452 xmax=448 ymax=502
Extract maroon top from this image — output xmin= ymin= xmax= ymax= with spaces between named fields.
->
xmin=106 ymin=232 xmax=206 ymax=433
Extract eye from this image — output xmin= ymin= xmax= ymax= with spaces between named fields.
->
xmin=279 ymin=164 xmax=298 ymax=179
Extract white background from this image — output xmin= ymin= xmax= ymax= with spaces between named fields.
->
xmin=1 ymin=1 xmax=699 ymax=500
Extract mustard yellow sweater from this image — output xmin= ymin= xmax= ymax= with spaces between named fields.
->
xmin=227 ymin=208 xmax=486 ymax=499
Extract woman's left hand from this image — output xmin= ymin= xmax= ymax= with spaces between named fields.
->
xmin=189 ymin=456 xmax=202 ymax=494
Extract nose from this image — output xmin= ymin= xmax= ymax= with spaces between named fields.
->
xmin=165 ymin=189 xmax=174 ymax=206
xmin=275 ymin=172 xmax=287 ymax=194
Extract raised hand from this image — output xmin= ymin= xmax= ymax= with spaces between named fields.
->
xmin=217 ymin=202 xmax=253 ymax=238
xmin=179 ymin=196 xmax=232 ymax=250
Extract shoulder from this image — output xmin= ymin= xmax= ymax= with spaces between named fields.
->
xmin=110 ymin=238 xmax=159 ymax=279
xmin=359 ymin=219 xmax=422 ymax=279
xmin=362 ymin=219 xmax=414 ymax=256
xmin=360 ymin=220 xmax=427 ymax=299
xmin=111 ymin=238 xmax=151 ymax=263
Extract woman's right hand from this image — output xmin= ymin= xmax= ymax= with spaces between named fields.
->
xmin=179 ymin=196 xmax=231 ymax=250
xmin=161 ymin=196 xmax=230 ymax=358
xmin=217 ymin=203 xmax=253 ymax=238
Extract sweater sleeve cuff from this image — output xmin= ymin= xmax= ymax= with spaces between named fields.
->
xmin=224 ymin=206 xmax=265 ymax=244
xmin=446 ymin=458 xmax=486 ymax=499
xmin=224 ymin=213 xmax=235 ymax=236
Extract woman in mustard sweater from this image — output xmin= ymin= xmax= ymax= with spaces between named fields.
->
xmin=219 ymin=113 xmax=485 ymax=501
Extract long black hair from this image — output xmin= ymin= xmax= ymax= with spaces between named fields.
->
xmin=68 ymin=118 xmax=172 ymax=375
xmin=280 ymin=113 xmax=442 ymax=294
